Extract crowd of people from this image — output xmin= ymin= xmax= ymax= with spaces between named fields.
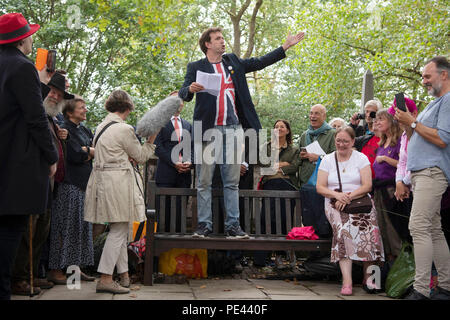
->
xmin=0 ymin=13 xmax=449 ymax=301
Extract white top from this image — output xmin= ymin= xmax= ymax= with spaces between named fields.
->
xmin=318 ymin=150 xmax=370 ymax=193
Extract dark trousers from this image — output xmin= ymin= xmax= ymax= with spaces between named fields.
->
xmin=12 ymin=209 xmax=51 ymax=282
xmin=0 ymin=215 xmax=28 ymax=300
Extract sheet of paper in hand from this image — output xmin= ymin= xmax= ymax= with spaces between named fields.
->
xmin=196 ymin=70 xmax=221 ymax=96
xmin=305 ymin=140 xmax=326 ymax=156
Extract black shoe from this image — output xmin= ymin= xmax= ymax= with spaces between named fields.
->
xmin=192 ymin=223 xmax=212 ymax=238
xmin=430 ymin=286 xmax=450 ymax=300
xmin=225 ymin=225 xmax=249 ymax=239
xmin=404 ymin=288 xmax=430 ymax=300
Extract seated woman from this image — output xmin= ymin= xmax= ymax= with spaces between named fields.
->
xmin=48 ymin=96 xmax=95 ymax=284
xmin=372 ymin=109 xmax=403 ymax=263
xmin=316 ymin=126 xmax=384 ymax=296
xmin=253 ymin=119 xmax=300 ymax=267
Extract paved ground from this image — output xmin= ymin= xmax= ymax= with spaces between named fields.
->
xmin=11 ymin=278 xmax=392 ymax=300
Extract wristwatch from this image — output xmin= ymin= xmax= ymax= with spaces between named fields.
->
xmin=411 ymin=121 xmax=418 ymax=129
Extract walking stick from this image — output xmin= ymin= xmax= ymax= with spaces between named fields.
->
xmin=29 ymin=215 xmax=34 ymax=297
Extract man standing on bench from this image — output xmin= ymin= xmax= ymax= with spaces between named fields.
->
xmin=179 ymin=27 xmax=304 ymax=238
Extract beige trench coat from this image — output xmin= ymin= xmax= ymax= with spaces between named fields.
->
xmin=84 ymin=113 xmax=155 ymax=224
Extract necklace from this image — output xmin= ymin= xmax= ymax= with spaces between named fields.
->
xmin=337 ymin=152 xmax=352 ymax=173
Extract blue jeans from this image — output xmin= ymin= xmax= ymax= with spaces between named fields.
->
xmin=196 ymin=124 xmax=243 ymax=231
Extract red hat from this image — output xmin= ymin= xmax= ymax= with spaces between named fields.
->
xmin=0 ymin=13 xmax=40 ymax=44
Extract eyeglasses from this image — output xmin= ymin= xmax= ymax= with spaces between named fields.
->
xmin=335 ymin=139 xmax=352 ymax=145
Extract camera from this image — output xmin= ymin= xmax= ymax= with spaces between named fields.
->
xmin=357 ymin=111 xmax=376 ymax=120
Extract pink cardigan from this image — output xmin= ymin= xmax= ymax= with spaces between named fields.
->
xmin=395 ymin=132 xmax=411 ymax=185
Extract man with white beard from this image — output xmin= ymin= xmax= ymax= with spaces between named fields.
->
xmin=11 ymin=72 xmax=74 ymax=295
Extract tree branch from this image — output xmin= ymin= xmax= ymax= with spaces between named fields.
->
xmin=321 ymin=34 xmax=377 ymax=56
xmin=243 ymin=0 xmax=263 ymax=59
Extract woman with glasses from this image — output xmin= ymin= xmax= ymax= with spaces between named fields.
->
xmin=316 ymin=126 xmax=384 ymax=296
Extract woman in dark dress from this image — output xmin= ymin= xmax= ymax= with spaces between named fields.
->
xmin=47 ymin=97 xmax=95 ymax=283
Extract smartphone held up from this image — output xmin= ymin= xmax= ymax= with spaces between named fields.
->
xmin=35 ymin=48 xmax=57 ymax=72
xmin=395 ymin=92 xmax=407 ymax=112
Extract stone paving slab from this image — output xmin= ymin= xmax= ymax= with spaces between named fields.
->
xmin=113 ymin=292 xmax=193 ymax=300
xmin=189 ymin=279 xmax=268 ymax=300
xmin=247 ymin=279 xmax=315 ymax=296
xmin=133 ymin=283 xmax=192 ymax=293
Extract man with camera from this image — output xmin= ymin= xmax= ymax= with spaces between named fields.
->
xmin=353 ymin=100 xmax=382 ymax=179
xmin=350 ymin=99 xmax=381 ymax=137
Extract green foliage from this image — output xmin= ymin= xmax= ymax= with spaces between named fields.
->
xmin=1 ymin=0 xmax=448 ymax=135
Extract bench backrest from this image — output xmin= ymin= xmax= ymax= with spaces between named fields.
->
xmin=147 ymin=181 xmax=303 ymax=236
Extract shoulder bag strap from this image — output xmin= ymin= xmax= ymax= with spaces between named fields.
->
xmin=94 ymin=121 xmax=118 ymax=147
xmin=334 ymin=152 xmax=343 ymax=192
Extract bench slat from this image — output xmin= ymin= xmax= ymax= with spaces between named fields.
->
xmin=181 ymin=196 xmax=187 ymax=234
xmin=264 ymin=197 xmax=271 ymax=235
xmin=255 ymin=197 xmax=261 ymax=235
xmin=239 ymin=189 xmax=299 ymax=198
xmin=285 ymin=198 xmax=292 ymax=232
xmin=170 ymin=195 xmax=176 ymax=233
xmin=295 ymin=198 xmax=302 ymax=227
xmin=275 ymin=197 xmax=282 ymax=235
xmin=244 ymin=197 xmax=250 ymax=234
xmin=160 ymin=195 xmax=166 ymax=232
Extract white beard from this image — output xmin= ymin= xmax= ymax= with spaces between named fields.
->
xmin=43 ymin=97 xmax=65 ymax=118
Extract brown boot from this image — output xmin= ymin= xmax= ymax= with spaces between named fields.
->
xmin=11 ymin=280 xmax=41 ymax=296
xmin=34 ymin=278 xmax=54 ymax=289
xmin=80 ymin=271 xmax=96 ymax=282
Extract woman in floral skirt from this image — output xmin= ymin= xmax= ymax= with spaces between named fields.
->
xmin=316 ymin=126 xmax=384 ymax=296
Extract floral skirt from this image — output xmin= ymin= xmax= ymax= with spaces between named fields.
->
xmin=49 ymin=183 xmax=94 ymax=269
xmin=324 ymin=199 xmax=385 ymax=263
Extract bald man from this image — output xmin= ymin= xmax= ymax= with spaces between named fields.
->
xmin=298 ymin=104 xmax=335 ymax=238
xmin=298 ymin=104 xmax=336 ymax=186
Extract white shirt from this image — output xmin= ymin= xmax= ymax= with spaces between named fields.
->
xmin=319 ymin=150 xmax=370 ymax=193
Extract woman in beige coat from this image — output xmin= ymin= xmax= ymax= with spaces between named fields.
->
xmin=84 ymin=89 xmax=158 ymax=294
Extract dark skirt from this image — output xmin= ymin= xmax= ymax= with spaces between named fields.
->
xmin=49 ymin=183 xmax=94 ymax=269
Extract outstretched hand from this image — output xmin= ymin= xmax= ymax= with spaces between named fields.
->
xmin=282 ymin=31 xmax=305 ymax=51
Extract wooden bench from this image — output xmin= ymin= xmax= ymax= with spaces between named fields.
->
xmin=143 ymin=181 xmax=331 ymax=285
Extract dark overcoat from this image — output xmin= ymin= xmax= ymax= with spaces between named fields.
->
xmin=0 ymin=47 xmax=58 ymax=216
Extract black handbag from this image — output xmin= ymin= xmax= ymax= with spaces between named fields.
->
xmin=332 ymin=152 xmax=372 ymax=214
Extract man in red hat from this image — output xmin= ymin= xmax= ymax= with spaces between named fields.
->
xmin=10 ymin=70 xmax=76 ymax=295
xmin=0 ymin=13 xmax=58 ymax=300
